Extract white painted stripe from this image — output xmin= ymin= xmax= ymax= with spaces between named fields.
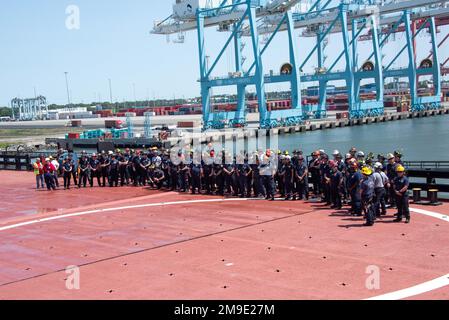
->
xmin=0 ymin=198 xmax=249 ymax=232
xmin=366 ymin=206 xmax=449 ymax=300
xmin=409 ymin=207 xmax=449 ymax=221
xmin=366 ymin=274 xmax=449 ymax=300
xmin=1 ymin=200 xmax=448 ymax=300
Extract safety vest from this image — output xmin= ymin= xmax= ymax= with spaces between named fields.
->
xmin=33 ymin=163 xmax=43 ymax=175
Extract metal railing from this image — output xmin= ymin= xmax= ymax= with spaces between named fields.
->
xmin=403 ymin=161 xmax=449 ymax=169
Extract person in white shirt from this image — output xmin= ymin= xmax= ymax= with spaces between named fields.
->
xmin=373 ymin=162 xmax=389 ymax=217
xmin=50 ymin=156 xmax=60 ymax=188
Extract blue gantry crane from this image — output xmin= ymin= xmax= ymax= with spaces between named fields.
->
xmin=152 ymin=0 xmax=449 ymax=128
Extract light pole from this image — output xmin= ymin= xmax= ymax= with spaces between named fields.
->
xmin=64 ymin=72 xmax=71 ymax=105
xmin=133 ymin=83 xmax=136 ymax=107
xmin=108 ymin=78 xmax=113 ymax=103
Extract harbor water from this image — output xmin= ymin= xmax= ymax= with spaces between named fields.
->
xmin=277 ymin=114 xmax=449 ymax=160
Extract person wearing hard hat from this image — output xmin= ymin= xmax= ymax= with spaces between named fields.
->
xmin=98 ymin=151 xmax=110 ymax=187
xmin=43 ymin=158 xmax=57 ymax=191
xmin=49 ymin=156 xmax=60 ymax=188
xmin=109 ymin=153 xmax=120 ymax=187
xmin=393 ymin=165 xmax=410 ymax=223
xmin=356 ymin=151 xmax=365 ymax=166
xmin=259 ymin=149 xmax=276 ymax=201
xmin=309 ymin=151 xmax=321 ymax=197
xmin=360 ymin=166 xmax=376 ymax=226
xmin=320 ymin=154 xmax=332 ymax=205
xmin=386 ymin=153 xmax=398 ymax=209
xmin=118 ymin=150 xmax=130 ymax=186
xmin=67 ymin=154 xmax=78 ymax=187
xmin=77 ymin=153 xmax=90 ymax=188
xmin=347 ymin=160 xmax=362 ymax=216
xmin=294 ymin=155 xmax=308 ymax=201
xmin=62 ymin=157 xmax=73 ymax=190
xmin=88 ymin=153 xmax=101 ymax=187
xmin=33 ymin=158 xmax=45 ymax=189
xmin=394 ymin=151 xmax=404 ymax=166
xmin=349 ymin=147 xmax=357 ymax=158
xmin=280 ymin=155 xmax=294 ymax=200
xmin=131 ymin=150 xmax=142 ymax=187
xmin=373 ymin=162 xmax=389 ymax=217
xmin=276 ymin=154 xmax=286 ymax=198
xmin=329 ymin=160 xmax=343 ymax=210
xmin=235 ymin=153 xmax=252 ymax=198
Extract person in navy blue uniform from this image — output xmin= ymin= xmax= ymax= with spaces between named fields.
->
xmin=309 ymin=151 xmax=321 ymax=197
xmin=67 ymin=154 xmax=78 ymax=186
xmin=235 ymin=155 xmax=252 ymax=198
xmin=131 ymin=151 xmax=142 ymax=186
xmin=360 ymin=166 xmax=376 ymax=226
xmin=152 ymin=166 xmax=166 ymax=190
xmin=78 ymin=153 xmax=89 ymax=188
xmin=294 ymin=155 xmax=308 ymax=200
xmin=109 ymin=154 xmax=120 ymax=187
xmin=89 ymin=153 xmax=101 ymax=187
xmin=202 ymin=152 xmax=214 ymax=195
xmin=259 ymin=150 xmax=276 ymax=201
xmin=99 ymin=151 xmax=110 ymax=187
xmin=329 ymin=160 xmax=343 ymax=210
xmin=62 ymin=158 xmax=72 ymax=190
xmin=190 ymin=160 xmax=202 ymax=195
xmin=213 ymin=160 xmax=224 ymax=196
xmin=281 ymin=156 xmax=294 ymax=200
xmin=320 ymin=154 xmax=331 ymax=205
xmin=276 ymin=151 xmax=285 ymax=198
xmin=347 ymin=160 xmax=363 ymax=216
xmin=250 ymin=152 xmax=263 ymax=198
xmin=393 ymin=165 xmax=410 ymax=223
xmin=168 ymin=159 xmax=179 ymax=191
xmin=386 ymin=153 xmax=398 ymax=208
xmin=178 ymin=161 xmax=190 ymax=192
xmin=139 ymin=153 xmax=150 ymax=186
xmin=118 ymin=151 xmax=130 ymax=186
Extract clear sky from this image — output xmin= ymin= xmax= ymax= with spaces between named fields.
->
xmin=0 ymin=1 xmax=445 ymax=107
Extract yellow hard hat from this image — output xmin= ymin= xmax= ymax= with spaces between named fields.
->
xmin=361 ymin=166 xmax=373 ymax=176
xmin=396 ymin=165 xmax=405 ymax=173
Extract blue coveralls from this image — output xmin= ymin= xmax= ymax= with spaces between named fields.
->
xmin=330 ymin=170 xmax=343 ymax=209
xmin=393 ymin=175 xmax=410 ymax=220
xmin=190 ymin=163 xmax=202 ymax=194
xmin=361 ymin=175 xmax=375 ymax=225
xmin=281 ymin=163 xmax=294 ymax=199
xmin=294 ymin=162 xmax=308 ymax=200
xmin=348 ymin=170 xmax=363 ymax=215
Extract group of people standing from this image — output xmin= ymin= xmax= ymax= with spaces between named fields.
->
xmin=32 ymin=146 xmax=410 ymax=227
xmin=307 ymin=148 xmax=410 ymax=226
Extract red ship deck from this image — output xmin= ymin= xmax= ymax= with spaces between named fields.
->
xmin=0 ymin=171 xmax=448 ymax=300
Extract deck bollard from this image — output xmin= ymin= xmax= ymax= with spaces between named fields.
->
xmin=413 ymin=188 xmax=422 ymax=203
xmin=428 ymin=189 xmax=441 ymax=206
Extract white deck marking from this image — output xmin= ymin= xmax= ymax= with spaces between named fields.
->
xmin=366 ymin=274 xmax=449 ymax=300
xmin=0 ymin=198 xmax=248 ymax=232
xmin=0 ymin=200 xmax=448 ymax=300
xmin=366 ymin=207 xmax=449 ymax=300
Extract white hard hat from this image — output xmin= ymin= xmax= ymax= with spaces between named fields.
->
xmin=108 ymin=151 xmax=113 ymax=155
xmin=356 ymin=151 xmax=365 ymax=158
xmin=345 ymin=153 xmax=352 ymax=160
xmin=45 ymin=158 xmax=50 ymax=162
xmin=333 ymin=150 xmax=340 ymax=156
xmin=374 ymin=162 xmax=383 ymax=169
xmin=285 ymin=155 xmax=292 ymax=160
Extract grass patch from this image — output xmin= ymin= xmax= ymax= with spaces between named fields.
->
xmin=0 ymin=128 xmax=83 ymax=138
